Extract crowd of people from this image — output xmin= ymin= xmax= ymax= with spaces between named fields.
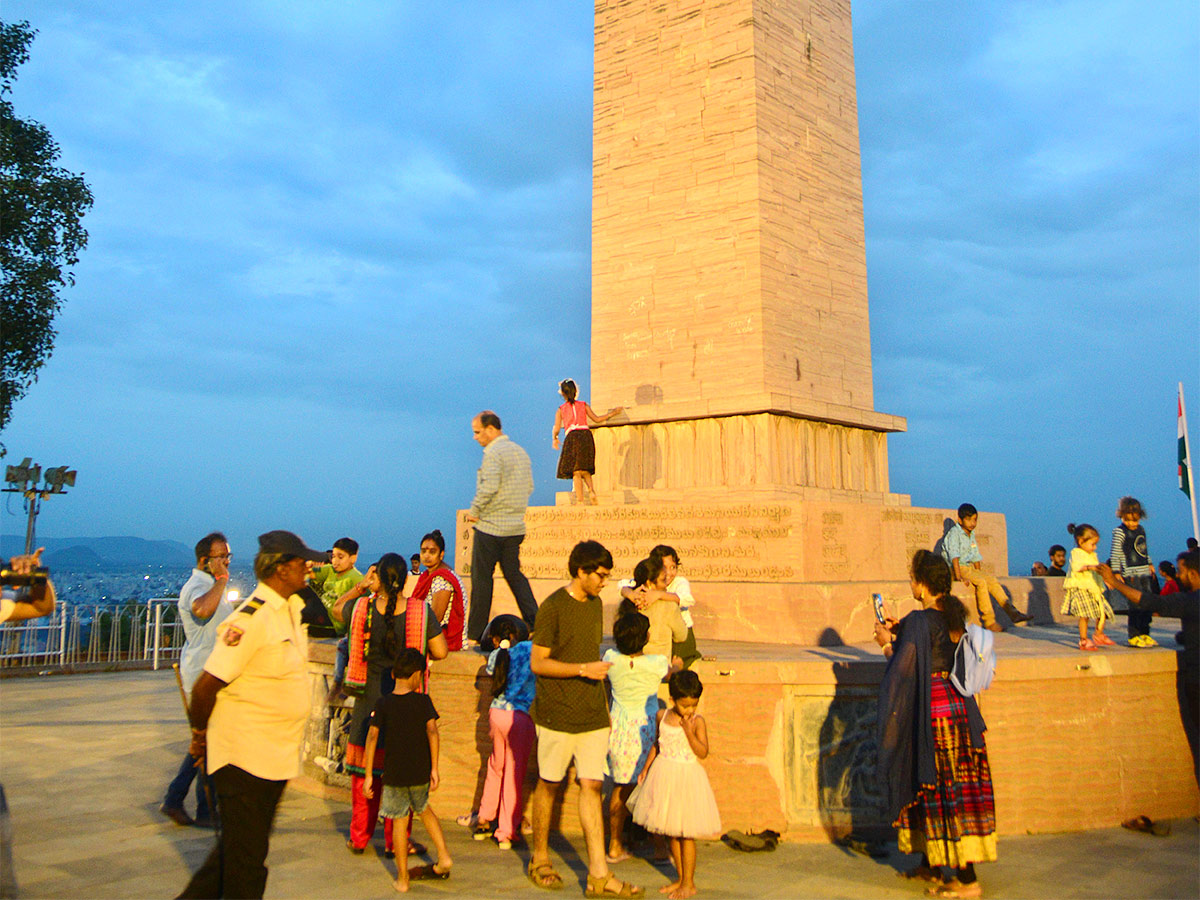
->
xmin=161 ymin=529 xmax=710 ymax=900
xmin=879 ymin=495 xmax=1200 ymax=898
xmin=7 ymin=405 xmax=1196 ymax=900
xmin=149 ymin=425 xmax=1196 ymax=900
xmin=1019 ymin=496 xmax=1199 ymax=651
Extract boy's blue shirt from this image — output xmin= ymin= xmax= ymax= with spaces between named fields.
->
xmin=943 ymin=522 xmax=983 ymax=567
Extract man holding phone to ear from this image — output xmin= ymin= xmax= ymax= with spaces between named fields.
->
xmin=160 ymin=532 xmax=235 ymax=827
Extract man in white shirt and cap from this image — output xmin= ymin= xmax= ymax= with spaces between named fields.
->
xmin=177 ymin=530 xmax=327 ymax=900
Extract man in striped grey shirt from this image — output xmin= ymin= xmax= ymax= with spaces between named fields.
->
xmin=465 ymin=410 xmax=539 ymax=641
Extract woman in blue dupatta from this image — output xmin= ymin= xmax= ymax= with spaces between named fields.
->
xmin=875 ymin=550 xmax=996 ymax=899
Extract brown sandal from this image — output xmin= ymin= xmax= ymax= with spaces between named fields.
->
xmin=585 ymin=874 xmax=645 ymax=898
xmin=528 ymin=862 xmax=564 ymax=890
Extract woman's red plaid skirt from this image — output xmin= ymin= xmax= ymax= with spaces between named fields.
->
xmin=895 ymin=673 xmax=998 ymax=867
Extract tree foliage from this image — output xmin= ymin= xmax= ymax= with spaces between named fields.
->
xmin=0 ymin=20 xmax=93 ymax=436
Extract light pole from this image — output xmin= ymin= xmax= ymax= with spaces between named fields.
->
xmin=2 ymin=458 xmax=77 ymax=554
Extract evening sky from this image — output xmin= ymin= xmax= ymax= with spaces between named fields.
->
xmin=2 ymin=1 xmax=1197 ymax=573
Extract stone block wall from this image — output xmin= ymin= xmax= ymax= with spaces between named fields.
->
xmin=590 ymin=413 xmax=895 ymax=497
xmin=458 ymin=502 xmax=1009 ymax=603
xmin=301 ymin=631 xmax=1200 ymax=840
xmin=592 ymin=0 xmax=895 ymax=431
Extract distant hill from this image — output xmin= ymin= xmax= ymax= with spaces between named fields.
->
xmin=42 ymin=545 xmax=107 ymax=569
xmin=0 ymin=536 xmax=193 ymax=568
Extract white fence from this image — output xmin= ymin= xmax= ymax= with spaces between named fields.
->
xmin=0 ymin=598 xmax=185 ymax=671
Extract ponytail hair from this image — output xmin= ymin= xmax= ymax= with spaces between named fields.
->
xmin=910 ymin=549 xmax=967 ymax=634
xmin=941 ymin=593 xmax=969 ymax=636
xmin=486 ymin=614 xmax=529 ymax=698
xmin=1067 ymin=522 xmax=1098 ymax=547
xmin=633 ymin=555 xmax=664 ymax=589
xmin=375 ymin=552 xmax=407 ymax=659
xmin=559 ymin=379 xmax=578 ymax=403
xmin=617 ymin=597 xmax=639 ymax=619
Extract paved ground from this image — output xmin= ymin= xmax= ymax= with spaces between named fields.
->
xmin=1 ymin=670 xmax=1197 ymax=899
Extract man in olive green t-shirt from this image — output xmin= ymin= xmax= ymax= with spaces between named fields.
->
xmin=526 ymin=541 xmax=642 ymax=897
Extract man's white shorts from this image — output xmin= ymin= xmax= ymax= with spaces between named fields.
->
xmin=535 ymin=725 xmax=609 ymax=783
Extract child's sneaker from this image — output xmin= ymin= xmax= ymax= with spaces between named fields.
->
xmin=472 ymin=822 xmax=493 ymax=840
xmin=493 ymin=835 xmax=512 ymax=850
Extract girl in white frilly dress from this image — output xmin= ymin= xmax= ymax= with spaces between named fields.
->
xmin=627 ymin=670 xmax=721 ymax=900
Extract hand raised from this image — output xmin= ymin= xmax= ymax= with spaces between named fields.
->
xmin=8 ymin=548 xmax=44 ymax=575
xmin=581 ymin=660 xmax=612 ymax=680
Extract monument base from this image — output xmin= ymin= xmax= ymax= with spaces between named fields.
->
xmin=300 ymin=620 xmax=1199 ymax=839
xmin=455 ymin=498 xmax=1009 ymax=646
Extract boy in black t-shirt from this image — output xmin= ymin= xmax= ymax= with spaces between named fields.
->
xmin=363 ymin=648 xmax=452 ymax=891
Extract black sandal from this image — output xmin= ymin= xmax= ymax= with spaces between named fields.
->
xmin=409 ymin=863 xmax=450 ymax=880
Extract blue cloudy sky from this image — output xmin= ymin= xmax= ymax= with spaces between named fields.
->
xmin=2 ymin=1 xmax=1197 ymax=573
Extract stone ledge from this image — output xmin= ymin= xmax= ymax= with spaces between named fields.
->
xmin=593 ymin=400 xmax=906 ymax=433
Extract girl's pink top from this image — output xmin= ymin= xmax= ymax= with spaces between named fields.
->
xmin=560 ymin=400 xmax=588 ymax=432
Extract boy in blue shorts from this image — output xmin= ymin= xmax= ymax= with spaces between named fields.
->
xmin=362 ymin=648 xmax=452 ymax=891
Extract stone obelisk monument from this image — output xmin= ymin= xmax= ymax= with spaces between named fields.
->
xmin=458 ymin=0 xmax=1009 ymax=644
xmin=590 ymin=0 xmax=905 ymax=492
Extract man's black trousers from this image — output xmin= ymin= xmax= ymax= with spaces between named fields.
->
xmin=467 ymin=530 xmax=539 ymax=640
xmin=177 ymin=764 xmax=286 ymax=900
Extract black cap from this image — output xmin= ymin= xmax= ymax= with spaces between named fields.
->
xmin=257 ymin=530 xmax=330 ymax=563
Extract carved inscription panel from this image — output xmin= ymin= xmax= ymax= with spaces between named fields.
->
xmin=456 ymin=502 xmax=1008 ymax=585
xmin=479 ymin=503 xmax=803 ymax=583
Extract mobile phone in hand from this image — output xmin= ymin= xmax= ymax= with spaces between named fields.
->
xmin=872 ymin=593 xmax=886 ymax=624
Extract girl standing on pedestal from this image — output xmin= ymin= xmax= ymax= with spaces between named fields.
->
xmin=551 ymin=379 xmax=621 ymax=505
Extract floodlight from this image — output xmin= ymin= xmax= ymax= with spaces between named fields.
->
xmin=5 ymin=458 xmax=33 ymax=485
xmin=43 ymin=467 xmax=77 ymax=493
xmin=0 ymin=459 xmax=80 ymax=554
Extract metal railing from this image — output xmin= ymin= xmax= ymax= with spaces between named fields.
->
xmin=145 ymin=597 xmax=185 ymax=669
xmin=0 ymin=605 xmax=71 ymax=667
xmin=0 ymin=597 xmax=184 ymax=671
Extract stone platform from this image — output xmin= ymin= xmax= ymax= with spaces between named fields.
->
xmin=301 ymin=616 xmax=1199 ymax=840
xmin=453 ymin=500 xmax=1017 ymax=646
xmin=3 ymin=668 xmax=1197 ymax=899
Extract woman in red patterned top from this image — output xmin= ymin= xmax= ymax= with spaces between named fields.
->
xmin=409 ymin=530 xmax=467 ymax=651
xmin=551 ymin=379 xmax=621 ymax=505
